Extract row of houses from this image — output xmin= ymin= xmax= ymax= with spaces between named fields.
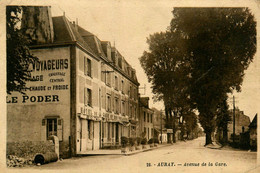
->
xmin=6 ymin=6 xmax=161 ymax=158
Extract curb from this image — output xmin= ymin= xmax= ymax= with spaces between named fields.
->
xmin=76 ymin=144 xmax=172 ymax=157
xmin=124 ymin=144 xmax=172 ymax=156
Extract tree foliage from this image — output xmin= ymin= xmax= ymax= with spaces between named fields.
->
xmin=6 ymin=6 xmax=37 ymax=94
xmin=216 ymin=96 xmax=231 ymax=144
xmin=140 ymin=8 xmax=256 ymax=145
xmin=140 ymin=30 xmax=194 ymax=142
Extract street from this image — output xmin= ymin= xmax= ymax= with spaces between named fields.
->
xmin=29 ymin=137 xmax=258 ymax=173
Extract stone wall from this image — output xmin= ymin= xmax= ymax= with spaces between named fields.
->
xmin=7 ymin=140 xmax=55 ymax=160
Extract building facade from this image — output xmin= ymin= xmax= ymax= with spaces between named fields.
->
xmin=7 ymin=6 xmax=139 ymax=158
xmin=152 ymin=108 xmax=167 ymax=143
xmin=138 ymin=97 xmax=154 ymax=140
xmin=227 ymin=109 xmax=251 ymax=142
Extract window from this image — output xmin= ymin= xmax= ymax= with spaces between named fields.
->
xmin=147 ymin=113 xmax=149 ymax=123
xmin=134 ymin=107 xmax=136 ymax=119
xmin=107 ymin=95 xmax=111 ymax=112
xmin=47 ymin=119 xmax=57 ymax=138
xmin=148 ymin=128 xmax=150 ymax=139
xmin=106 ymin=72 xmax=111 ymax=86
xmin=115 ymin=97 xmax=119 ymax=114
xmin=118 ymin=57 xmax=122 ymax=68
xmin=121 ymin=80 xmax=124 ymax=94
xmin=130 ymin=86 xmax=132 ymax=98
xmin=115 ymin=76 xmax=118 ymax=90
xmin=129 ymin=104 xmax=132 ymax=117
xmin=121 ymin=101 xmax=125 ymax=116
xmin=144 ymin=112 xmax=146 ymax=122
xmin=151 ymin=114 xmax=153 ymax=123
xmin=84 ymin=88 xmax=92 ymax=106
xmin=84 ymin=57 xmax=92 ymax=77
xmin=43 ymin=117 xmax=63 ymax=141
xmin=144 ymin=127 xmax=146 ymax=134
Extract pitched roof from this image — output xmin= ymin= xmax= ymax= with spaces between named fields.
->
xmin=52 ymin=16 xmax=72 ymax=43
xmin=53 ymin=16 xmax=139 ymax=84
xmin=52 ymin=16 xmax=96 ymax=57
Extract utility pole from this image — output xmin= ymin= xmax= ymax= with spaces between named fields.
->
xmin=160 ymin=110 xmax=162 ymax=144
xmin=233 ymin=96 xmax=235 ymax=143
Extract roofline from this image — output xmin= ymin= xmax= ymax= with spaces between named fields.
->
xmin=29 ymin=42 xmax=139 ymax=86
xmin=52 ymin=16 xmax=139 ymax=85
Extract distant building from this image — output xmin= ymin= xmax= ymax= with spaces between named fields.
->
xmin=138 ymin=97 xmax=154 ymax=140
xmin=152 ymin=108 xmax=167 ymax=143
xmin=227 ymin=109 xmax=250 ymax=142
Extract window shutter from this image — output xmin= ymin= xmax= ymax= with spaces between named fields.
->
xmin=41 ymin=119 xmax=46 ymax=141
xmin=57 ymin=118 xmax=63 ymax=141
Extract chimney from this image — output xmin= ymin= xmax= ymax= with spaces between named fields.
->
xmin=21 ymin=6 xmax=54 ymax=44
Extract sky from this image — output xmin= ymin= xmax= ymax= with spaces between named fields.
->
xmin=1 ymin=0 xmax=260 ymax=121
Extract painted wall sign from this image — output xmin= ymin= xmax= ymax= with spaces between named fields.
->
xmin=7 ymin=47 xmax=70 ymax=105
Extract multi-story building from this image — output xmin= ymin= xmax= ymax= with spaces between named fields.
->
xmin=7 ymin=6 xmax=139 ymax=158
xmin=138 ymin=97 xmax=154 ymax=140
xmin=152 ymin=108 xmax=167 ymax=143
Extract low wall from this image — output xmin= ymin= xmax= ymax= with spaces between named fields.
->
xmin=7 ymin=140 xmax=55 ymax=160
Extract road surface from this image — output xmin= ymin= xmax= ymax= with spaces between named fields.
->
xmin=30 ymin=137 xmax=258 ymax=173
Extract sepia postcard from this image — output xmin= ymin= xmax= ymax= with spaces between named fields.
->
xmin=1 ymin=0 xmax=260 ymax=173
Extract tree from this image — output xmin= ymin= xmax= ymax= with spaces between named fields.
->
xmin=140 ymin=31 xmax=192 ymax=143
xmin=170 ymin=8 xmax=256 ymax=145
xmin=216 ymin=96 xmax=231 ymax=144
xmin=6 ymin=6 xmax=37 ymax=94
xmin=184 ymin=111 xmax=198 ymax=140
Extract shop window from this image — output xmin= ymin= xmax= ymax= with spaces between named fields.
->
xmin=108 ymin=123 xmax=111 ymax=140
xmin=112 ymin=123 xmax=115 ymax=138
xmin=88 ymin=120 xmax=93 ymax=140
xmin=102 ymin=122 xmax=105 ymax=139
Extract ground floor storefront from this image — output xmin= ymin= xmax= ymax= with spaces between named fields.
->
xmin=76 ymin=114 xmax=133 ymax=153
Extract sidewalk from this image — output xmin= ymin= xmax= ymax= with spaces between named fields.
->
xmin=77 ymin=143 xmax=172 ymax=156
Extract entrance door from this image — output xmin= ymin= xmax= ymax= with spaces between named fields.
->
xmin=80 ymin=119 xmax=82 ymax=152
xmin=116 ymin=123 xmax=119 ymax=143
